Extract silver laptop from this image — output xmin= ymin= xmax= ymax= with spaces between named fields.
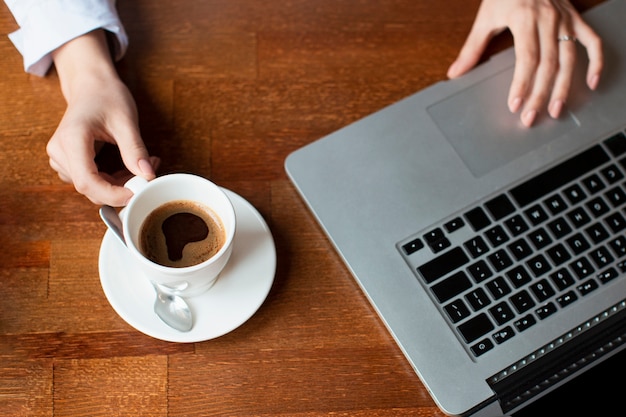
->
xmin=285 ymin=1 xmax=626 ymax=416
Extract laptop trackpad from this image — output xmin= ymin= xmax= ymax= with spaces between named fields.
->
xmin=427 ymin=68 xmax=580 ymax=178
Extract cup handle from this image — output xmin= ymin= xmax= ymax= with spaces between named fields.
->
xmin=124 ymin=176 xmax=149 ymax=194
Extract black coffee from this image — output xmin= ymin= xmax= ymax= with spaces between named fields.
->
xmin=139 ymin=200 xmax=226 ymax=268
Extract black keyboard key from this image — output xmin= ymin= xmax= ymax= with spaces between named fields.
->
xmin=489 ymin=302 xmax=515 ymax=325
xmin=605 ymin=186 xmax=626 ymax=207
xmin=604 ymin=131 xmax=626 ymax=157
xmin=606 ymin=212 xmax=626 ymax=233
xmin=486 ymin=276 xmax=512 ymax=299
xmin=485 ymin=194 xmax=516 ymax=220
xmin=567 ymin=207 xmax=591 ymax=228
xmin=424 ymin=228 xmax=444 ymax=243
xmin=528 ymin=228 xmax=552 ymax=249
xmin=597 ymin=267 xmax=619 ymax=284
xmin=465 ymin=207 xmax=491 ymax=231
xmin=417 ymin=247 xmax=469 ymax=284
xmin=485 ymin=225 xmax=510 ymax=247
xmin=510 ymin=144 xmax=609 ymax=207
xmin=444 ymin=217 xmax=465 ymax=233
xmin=535 ymin=302 xmax=557 ymax=319
xmin=505 ymin=265 xmax=532 ymax=288
xmin=467 ymin=260 xmax=493 ymax=283
xmin=470 ymin=338 xmax=494 ymax=357
xmin=508 ymin=238 xmax=533 ymax=261
xmin=563 ymin=183 xmax=587 ymax=204
xmin=566 ymin=232 xmax=591 ymax=255
xmin=431 ymin=271 xmax=472 ymax=303
xmin=570 ymin=257 xmax=595 ymax=279
xmin=585 ymin=222 xmax=610 ymax=244
xmin=423 ymin=228 xmax=451 ymax=253
xmin=543 ymin=194 xmax=568 ymax=215
xmin=589 ymin=246 xmax=614 ymax=268
xmin=514 ymin=314 xmax=537 ymax=332
xmin=600 ymin=164 xmax=624 ymax=184
xmin=530 ymin=279 xmax=556 ymax=301
xmin=466 ymin=288 xmax=491 ymax=311
xmin=493 ymin=326 xmax=515 ymax=344
xmin=550 ymin=268 xmax=576 ymax=290
xmin=402 ymin=238 xmax=424 ymax=255
xmin=577 ymin=279 xmax=599 ymax=295
xmin=429 ymin=238 xmax=451 ymax=253
xmin=586 ymin=197 xmax=610 ymax=217
xmin=509 ymin=290 xmax=536 ymax=313
xmin=526 ymin=254 xmax=552 ymax=277
xmin=458 ymin=313 xmax=494 ymax=343
xmin=582 ymin=173 xmax=606 ymax=194
xmin=609 ymin=236 xmax=626 ymax=257
xmin=556 ymin=291 xmax=578 ymax=308
xmin=488 ymin=249 xmax=513 ymax=271
xmin=444 ymin=299 xmax=470 ymax=323
xmin=524 ymin=204 xmax=549 ymax=225
xmin=464 ymin=236 xmax=489 ymax=258
xmin=504 ymin=214 xmax=529 ymax=236
xmin=547 ymin=217 xmax=572 ymax=238
xmin=546 ymin=243 xmax=572 ymax=266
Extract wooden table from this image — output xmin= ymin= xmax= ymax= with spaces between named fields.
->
xmin=0 ymin=1 xmax=608 ymax=416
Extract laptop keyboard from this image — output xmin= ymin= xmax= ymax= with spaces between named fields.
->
xmin=399 ymin=130 xmax=626 ymax=358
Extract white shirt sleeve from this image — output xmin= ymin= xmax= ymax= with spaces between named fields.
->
xmin=4 ymin=0 xmax=128 ymax=76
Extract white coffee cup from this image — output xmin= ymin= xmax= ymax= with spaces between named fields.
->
xmin=122 ymin=173 xmax=236 ymax=297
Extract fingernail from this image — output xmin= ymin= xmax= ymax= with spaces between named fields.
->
xmin=588 ymin=74 xmax=599 ymax=90
xmin=522 ymin=109 xmax=537 ymax=127
xmin=509 ymin=97 xmax=522 ymax=113
xmin=549 ymin=100 xmax=563 ymax=119
xmin=138 ymin=158 xmax=154 ymax=176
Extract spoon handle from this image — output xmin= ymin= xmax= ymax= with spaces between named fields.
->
xmin=99 ymin=205 xmax=126 ymax=246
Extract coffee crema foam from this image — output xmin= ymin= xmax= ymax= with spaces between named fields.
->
xmin=140 ymin=200 xmax=226 ymax=268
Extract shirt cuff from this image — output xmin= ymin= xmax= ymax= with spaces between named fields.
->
xmin=5 ymin=0 xmax=128 ymax=77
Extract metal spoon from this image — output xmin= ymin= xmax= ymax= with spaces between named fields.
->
xmin=99 ymin=205 xmax=193 ymax=332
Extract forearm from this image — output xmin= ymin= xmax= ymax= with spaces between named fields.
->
xmin=52 ymin=29 xmax=120 ymax=104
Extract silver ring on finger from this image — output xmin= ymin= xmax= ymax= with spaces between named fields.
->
xmin=557 ymin=35 xmax=577 ymax=42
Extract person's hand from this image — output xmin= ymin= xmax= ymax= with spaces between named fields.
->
xmin=447 ymin=0 xmax=603 ymax=127
xmin=47 ymin=30 xmax=158 ymax=206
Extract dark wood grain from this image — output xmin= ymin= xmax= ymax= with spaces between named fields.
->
xmin=0 ymin=0 xmax=605 ymax=415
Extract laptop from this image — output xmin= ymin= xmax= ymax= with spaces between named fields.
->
xmin=285 ymin=1 xmax=626 ymax=416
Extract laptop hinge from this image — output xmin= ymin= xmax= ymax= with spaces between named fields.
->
xmin=487 ymin=301 xmax=626 ymax=414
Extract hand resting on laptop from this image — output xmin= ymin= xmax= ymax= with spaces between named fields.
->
xmin=447 ymin=0 xmax=603 ymax=128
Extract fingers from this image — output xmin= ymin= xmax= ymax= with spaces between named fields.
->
xmin=547 ymin=36 xmax=576 ymax=119
xmin=515 ymin=5 xmax=565 ymax=126
xmin=507 ymin=18 xmax=543 ymax=118
xmin=47 ymin=129 xmax=135 ymax=206
xmin=512 ymin=2 xmax=602 ymax=127
xmin=452 ymin=0 xmax=603 ymax=128
xmin=570 ymin=13 xmax=603 ymax=90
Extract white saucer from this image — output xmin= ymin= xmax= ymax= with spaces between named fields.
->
xmin=98 ymin=189 xmax=276 ymax=343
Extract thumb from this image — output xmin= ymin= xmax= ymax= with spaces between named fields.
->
xmin=447 ymin=27 xmax=494 ymax=79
